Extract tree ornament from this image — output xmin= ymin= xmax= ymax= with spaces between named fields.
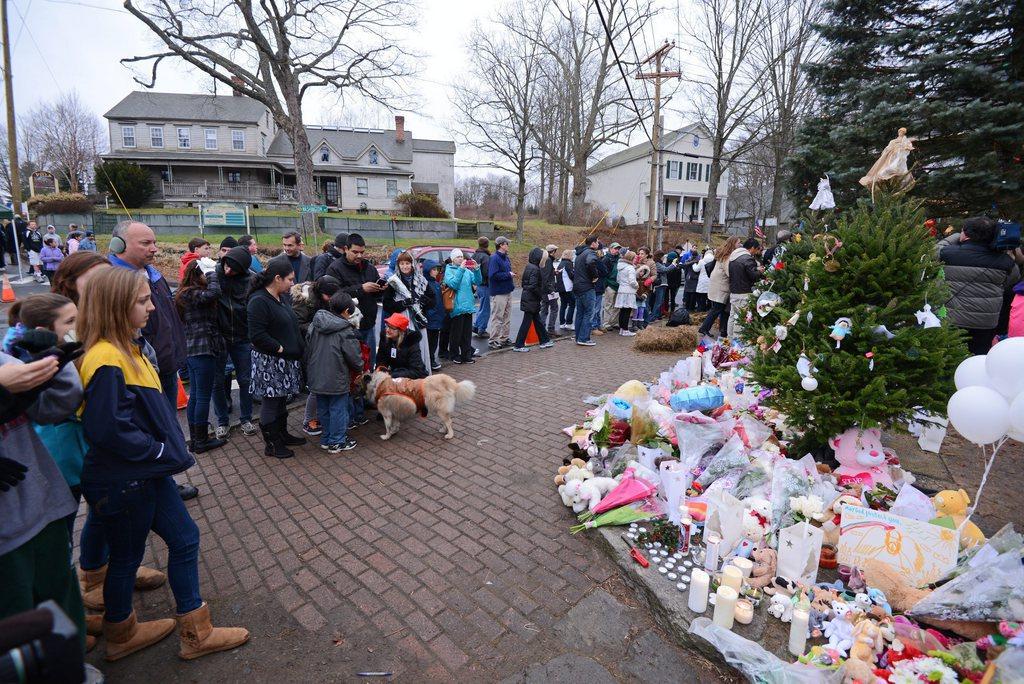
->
xmin=814 ymin=234 xmax=844 ymax=273
xmin=865 ymin=351 xmax=875 ymax=371
xmin=774 ymin=325 xmax=788 ymax=341
xmin=915 ymin=303 xmax=941 ymax=328
xmin=802 ymin=376 xmax=819 ymax=391
xmin=872 ymin=325 xmax=895 ymax=340
xmin=809 ymin=175 xmax=836 ymax=210
xmin=796 ymin=353 xmax=813 ymax=378
xmin=756 ymin=291 xmax=782 ymax=317
xmin=787 ymin=311 xmax=801 ymax=326
xmin=829 ymin=317 xmax=852 ymax=348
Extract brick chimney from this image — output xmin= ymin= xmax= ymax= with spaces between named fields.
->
xmin=230 ymin=76 xmax=244 ymax=96
xmin=395 ymin=115 xmax=405 ymax=143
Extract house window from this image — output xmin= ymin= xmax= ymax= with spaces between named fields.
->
xmin=386 ymin=179 xmax=398 ymax=198
xmin=231 ymin=130 xmax=245 ymax=151
xmin=121 ymin=126 xmax=136 ymax=148
xmin=226 ymin=171 xmax=241 ymax=183
xmin=705 ymin=164 xmax=712 ymax=182
xmin=356 ymin=178 xmax=368 ymax=196
xmin=319 ymin=146 xmax=330 ymax=163
xmin=150 ymin=127 xmax=163 ymax=148
xmin=665 ymin=161 xmax=674 ymax=179
xmin=686 ymin=162 xmax=700 ymax=181
xmin=160 ymin=169 xmax=170 ymax=182
xmin=260 ymin=133 xmax=266 ymax=155
xmin=201 ymin=128 xmax=216 ymax=150
xmin=369 ymin=149 xmax=378 ymax=165
xmin=178 ymin=127 xmax=191 ymax=149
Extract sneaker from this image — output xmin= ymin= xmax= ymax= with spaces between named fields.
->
xmin=462 ymin=357 xmax=476 ymax=364
xmin=473 ymin=330 xmax=489 ymax=339
xmin=215 ymin=424 xmax=230 ymax=440
xmin=539 ymin=341 xmax=555 ymax=349
xmin=620 ymin=329 xmax=637 ymax=337
xmin=240 ymin=420 xmax=259 ymax=436
xmin=561 ymin=323 xmax=574 ymax=330
xmin=452 ymin=358 xmax=464 ymax=364
xmin=303 ymin=420 xmax=323 ymax=436
xmin=326 ymin=443 xmax=344 ymax=454
xmin=500 ymin=340 xmax=513 ymax=348
xmin=320 ymin=443 xmax=332 ymax=450
xmin=338 ymin=437 xmax=357 ymax=451
xmin=576 ymin=340 xmax=597 ymax=346
xmin=512 ymin=346 xmax=530 ymax=353
xmin=350 ymin=416 xmax=369 ymax=427
xmin=431 ymin=362 xmax=442 ymax=371
xmin=487 ymin=341 xmax=502 ymax=350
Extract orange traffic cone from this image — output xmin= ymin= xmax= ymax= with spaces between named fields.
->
xmin=176 ymin=377 xmax=189 ymax=410
xmin=1 ymin=274 xmax=15 ymax=303
xmin=525 ymin=321 xmax=540 ymax=346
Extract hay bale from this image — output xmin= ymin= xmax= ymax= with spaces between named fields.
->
xmin=688 ymin=310 xmax=708 ymax=328
xmin=634 ymin=324 xmax=699 ymax=353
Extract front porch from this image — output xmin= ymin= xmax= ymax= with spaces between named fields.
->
xmin=159 ymin=180 xmax=298 ymax=203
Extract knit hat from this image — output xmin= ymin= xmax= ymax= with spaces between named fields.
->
xmin=384 ymin=313 xmax=409 ymax=331
xmin=450 ymin=248 xmax=464 ymax=260
xmin=220 ymin=236 xmax=238 ymax=250
xmin=222 ymin=245 xmax=252 ymax=273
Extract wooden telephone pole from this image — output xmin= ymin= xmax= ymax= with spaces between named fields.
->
xmin=637 ymin=42 xmax=678 ymax=250
xmin=0 ymin=0 xmax=20 ymax=212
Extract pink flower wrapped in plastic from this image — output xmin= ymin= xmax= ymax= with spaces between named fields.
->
xmin=577 ymin=467 xmax=657 ymax=521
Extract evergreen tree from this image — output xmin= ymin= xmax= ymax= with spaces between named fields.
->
xmin=739 ymin=192 xmax=966 ymax=453
xmin=790 ymin=0 xmax=1024 ymax=218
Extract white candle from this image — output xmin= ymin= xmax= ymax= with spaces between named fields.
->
xmin=789 ymin=608 xmax=810 ymax=656
xmin=731 ymin=557 xmax=753 ymax=579
xmin=721 ymin=565 xmax=743 ymax=592
xmin=688 ymin=569 xmax=710 ymax=613
xmin=703 ymin=534 xmax=721 ymax=572
xmin=734 ymin=599 xmax=754 ymax=625
xmin=712 ymin=586 xmax=738 ymax=629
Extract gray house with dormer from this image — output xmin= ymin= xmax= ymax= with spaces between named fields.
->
xmin=101 ymin=91 xmax=456 ymax=214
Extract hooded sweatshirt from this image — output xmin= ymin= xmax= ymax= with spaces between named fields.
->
xmin=179 ymin=250 xmax=201 ymax=281
xmin=216 ymin=246 xmax=253 ymax=344
xmin=519 ymin=247 xmax=544 ymax=314
xmin=305 ymin=309 xmax=363 ymax=394
xmin=421 ymin=260 xmax=447 ymax=330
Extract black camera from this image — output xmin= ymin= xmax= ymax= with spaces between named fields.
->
xmin=0 ymin=601 xmax=84 ymax=683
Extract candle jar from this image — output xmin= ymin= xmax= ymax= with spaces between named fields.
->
xmin=789 ymin=608 xmax=810 ymax=656
xmin=734 ymin=599 xmax=754 ymax=625
xmin=712 ymin=586 xmax=738 ymax=629
xmin=703 ymin=533 xmax=721 ymax=572
xmin=678 ymin=515 xmax=692 ymax=555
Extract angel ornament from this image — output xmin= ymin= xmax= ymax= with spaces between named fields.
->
xmin=830 ymin=317 xmax=852 ymax=348
xmin=809 ymin=175 xmax=836 ymax=211
xmin=859 ymin=127 xmax=914 ymax=196
xmin=915 ymin=303 xmax=941 ymax=329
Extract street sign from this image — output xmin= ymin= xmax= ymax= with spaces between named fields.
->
xmin=202 ymin=202 xmax=247 ymax=227
xmin=300 ymin=204 xmax=327 ymax=213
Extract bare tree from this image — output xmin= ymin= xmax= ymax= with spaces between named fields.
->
xmin=519 ymin=0 xmax=654 ymax=219
xmin=27 ymin=92 xmax=104 ymax=193
xmin=0 ymin=120 xmax=44 ymax=199
xmin=727 ymin=140 xmax=775 ymax=237
xmin=451 ymin=3 xmax=542 ymax=241
xmin=123 ymin=0 xmax=415 ymax=233
xmin=685 ymin=0 xmax=776 ymax=242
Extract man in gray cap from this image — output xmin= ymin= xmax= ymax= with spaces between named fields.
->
xmin=539 ymin=244 xmax=559 ymax=334
xmin=487 ymin=236 xmax=516 ymax=348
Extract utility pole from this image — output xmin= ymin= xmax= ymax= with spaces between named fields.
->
xmin=637 ymin=42 xmax=679 ymax=250
xmin=0 ymin=0 xmax=20 ymax=212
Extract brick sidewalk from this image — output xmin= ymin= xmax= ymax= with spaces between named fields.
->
xmin=86 ymin=336 xmax=724 ymax=682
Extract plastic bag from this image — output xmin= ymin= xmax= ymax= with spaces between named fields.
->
xmin=769 ymin=455 xmax=817 ymax=530
xmin=734 ymin=413 xmax=772 ymax=450
xmin=993 ymin=647 xmax=1024 ymax=684
xmin=909 ymin=549 xmax=1024 ymax=622
xmin=689 ymin=617 xmax=844 ymax=684
xmin=672 ymin=411 xmax=727 ymax=472
xmin=695 ymin=434 xmax=749 ymax=491
xmin=608 ymin=397 xmax=633 ymax=421
xmin=729 ymin=460 xmax=772 ymax=500
xmin=660 ymin=459 xmax=691 ymax=526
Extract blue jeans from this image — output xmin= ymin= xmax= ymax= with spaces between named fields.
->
xmin=81 ymin=476 xmax=202 ymax=622
xmin=70 ymin=487 xmax=112 ymax=573
xmin=474 ymin=284 xmax=490 ymax=332
xmin=316 ymin=393 xmax=350 ymax=446
xmin=591 ymin=290 xmax=602 ymax=329
xmin=213 ymin=342 xmax=253 ymax=425
xmin=647 ymin=287 xmax=666 ymax=323
xmin=351 ymin=327 xmax=376 ymax=422
xmin=574 ymin=289 xmax=597 ymax=342
xmin=185 ymin=354 xmax=217 ymax=426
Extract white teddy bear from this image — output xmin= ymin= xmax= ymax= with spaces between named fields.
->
xmin=767 ymin=593 xmax=793 ymax=622
xmin=558 ymin=477 xmax=618 ymax=513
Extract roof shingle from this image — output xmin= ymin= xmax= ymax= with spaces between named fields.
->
xmin=105 ymin=92 xmax=268 ymax=124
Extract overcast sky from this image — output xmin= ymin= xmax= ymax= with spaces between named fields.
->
xmin=5 ymin=0 xmax=694 ymax=173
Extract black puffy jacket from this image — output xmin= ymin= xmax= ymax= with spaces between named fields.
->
xmin=520 ymin=248 xmax=544 ymax=314
xmin=938 ymin=234 xmax=1020 ymax=329
xmin=216 ymin=247 xmax=253 ymax=344
xmin=572 ymin=247 xmax=600 ymax=293
xmin=376 ymin=329 xmax=427 ymax=379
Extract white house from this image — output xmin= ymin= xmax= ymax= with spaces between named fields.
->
xmin=587 ymin=124 xmax=729 ymax=226
xmin=102 ymin=91 xmax=456 ymax=214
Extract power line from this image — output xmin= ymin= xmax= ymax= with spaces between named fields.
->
xmin=592 ymin=0 xmax=654 ymax=148
xmin=11 ymin=1 xmax=59 ymax=90
xmin=12 ymin=0 xmax=31 ymax=48
xmin=41 ymin=0 xmax=127 ymax=13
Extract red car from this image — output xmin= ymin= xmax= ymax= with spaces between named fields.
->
xmin=375 ymin=245 xmax=471 ymax=279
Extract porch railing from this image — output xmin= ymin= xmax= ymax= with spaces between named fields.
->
xmin=160 ymin=180 xmax=298 ymax=203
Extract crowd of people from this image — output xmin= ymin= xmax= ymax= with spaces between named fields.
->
xmin=0 ymin=216 xmax=98 ymax=283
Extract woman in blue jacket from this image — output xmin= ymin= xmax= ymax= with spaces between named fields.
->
xmin=443 ymin=248 xmax=482 ymax=364
xmin=78 ymin=267 xmax=248 ymax=662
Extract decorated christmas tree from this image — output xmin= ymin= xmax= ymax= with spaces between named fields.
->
xmin=739 ymin=192 xmax=967 ymax=453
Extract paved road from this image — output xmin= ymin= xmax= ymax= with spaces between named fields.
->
xmin=82 ymin=333 xmax=725 ymax=682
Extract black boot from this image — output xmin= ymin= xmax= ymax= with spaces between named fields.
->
xmin=186 ymin=423 xmax=196 ymax=453
xmin=192 ymin=423 xmax=227 ymax=454
xmin=276 ymin=415 xmax=305 ymax=446
xmin=261 ymin=424 xmax=294 ymax=459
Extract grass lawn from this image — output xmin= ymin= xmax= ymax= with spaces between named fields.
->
xmin=97 ymin=207 xmax=460 ymax=222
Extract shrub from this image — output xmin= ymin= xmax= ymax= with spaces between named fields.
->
xmin=27 ymin=192 xmax=93 ymax=215
xmin=94 ymin=160 xmax=155 ymax=208
xmin=395 ymin=192 xmax=450 ymax=219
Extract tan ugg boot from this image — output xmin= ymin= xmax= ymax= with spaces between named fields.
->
xmin=85 ymin=614 xmax=103 ymax=636
xmin=78 ymin=565 xmax=106 ymax=611
xmin=177 ymin=603 xmax=250 ymax=660
xmin=103 ymin=612 xmax=175 ymax=661
xmin=86 ymin=635 xmax=97 ymax=652
xmin=134 ymin=566 xmax=167 ymax=590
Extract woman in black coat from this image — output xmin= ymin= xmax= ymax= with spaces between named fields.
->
xmin=376 ymin=313 xmax=428 ymax=379
xmin=512 ymin=247 xmax=554 ymax=351
xmin=556 ymin=249 xmax=575 ymax=329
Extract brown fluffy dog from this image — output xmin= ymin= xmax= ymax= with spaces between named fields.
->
xmin=364 ymin=370 xmax=476 ymax=440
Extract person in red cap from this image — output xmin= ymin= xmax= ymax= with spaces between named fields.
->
xmin=376 ymin=313 xmax=428 ymax=379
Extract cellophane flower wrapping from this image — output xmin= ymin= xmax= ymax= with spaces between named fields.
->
xmin=672 ymin=410 xmax=727 ymax=472
xmin=695 ymin=435 xmax=750 ymax=491
xmin=908 ymin=549 xmax=1024 ymax=622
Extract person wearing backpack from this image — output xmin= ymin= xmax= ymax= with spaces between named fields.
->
xmin=937 ymin=217 xmax=1020 ymax=354
xmin=599 ymin=242 xmax=621 ymax=331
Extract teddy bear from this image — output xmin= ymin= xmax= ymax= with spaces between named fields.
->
xmin=558 ymin=477 xmax=618 ymax=513
xmin=843 ymin=617 xmax=884 ymax=684
xmin=932 ymin=488 xmax=986 ymax=549
xmin=554 ymin=458 xmax=594 ymax=486
xmin=828 ymin=427 xmax=895 ymax=490
xmin=821 ymin=494 xmax=864 ymax=546
xmin=742 ymin=497 xmax=772 ymax=542
xmin=823 ymin=602 xmax=855 ymax=655
xmin=747 ymin=547 xmax=777 ymax=589
xmin=767 ymin=593 xmax=794 ymax=622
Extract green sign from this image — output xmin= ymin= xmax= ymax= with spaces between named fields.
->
xmin=202 ymin=202 xmax=247 ymax=227
xmin=300 ymin=204 xmax=327 ymax=213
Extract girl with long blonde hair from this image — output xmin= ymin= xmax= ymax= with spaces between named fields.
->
xmin=77 ymin=267 xmax=249 ymax=662
xmin=698 ymin=237 xmax=741 ymax=338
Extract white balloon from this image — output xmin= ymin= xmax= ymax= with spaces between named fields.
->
xmin=801 ymin=376 xmax=818 ymax=391
xmin=1007 ymin=426 xmax=1024 ymax=443
xmin=985 ymin=338 xmax=1024 ymax=398
xmin=1009 ymin=393 xmax=1024 ymax=433
xmin=954 ymin=355 xmax=992 ymax=390
xmin=947 ymin=386 xmax=1011 ymax=445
